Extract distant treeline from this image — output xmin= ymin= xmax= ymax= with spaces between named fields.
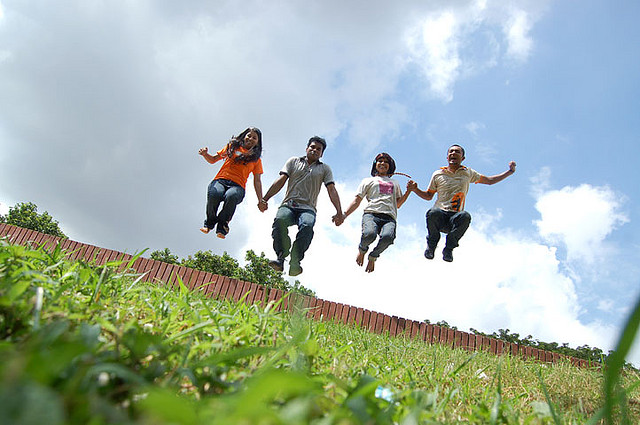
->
xmin=429 ymin=320 xmax=636 ymax=371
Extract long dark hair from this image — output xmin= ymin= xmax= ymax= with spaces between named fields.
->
xmin=370 ymin=152 xmax=396 ymax=176
xmin=226 ymin=127 xmax=262 ymax=164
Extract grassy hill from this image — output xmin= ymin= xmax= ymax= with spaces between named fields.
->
xmin=1 ymin=238 xmax=639 ymax=424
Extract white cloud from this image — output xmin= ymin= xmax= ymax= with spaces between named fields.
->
xmin=503 ymin=8 xmax=534 ymax=63
xmin=466 ymin=121 xmax=486 ymax=136
xmin=534 ymin=184 xmax=629 ymax=262
xmin=404 ymin=1 xmax=549 ymax=101
xmin=231 ymin=179 xmax=621 ymax=359
xmin=406 ymin=11 xmax=461 ymax=102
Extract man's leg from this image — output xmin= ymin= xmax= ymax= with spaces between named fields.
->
xmin=216 ymin=183 xmax=245 ymax=236
xmin=270 ymin=206 xmax=295 ymax=270
xmin=443 ymin=211 xmax=471 ymax=262
xmin=289 ymin=209 xmax=316 ymax=275
xmin=425 ymin=208 xmax=446 ymax=259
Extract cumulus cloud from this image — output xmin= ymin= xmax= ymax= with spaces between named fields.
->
xmin=534 ymin=183 xmax=629 ymax=262
xmin=403 ymin=0 xmax=549 ymax=102
xmin=231 ymin=178 xmax=621 ymax=357
xmin=503 ymin=8 xmax=534 ymax=62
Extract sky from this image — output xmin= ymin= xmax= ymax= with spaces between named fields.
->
xmin=1 ymin=0 xmax=639 ymax=363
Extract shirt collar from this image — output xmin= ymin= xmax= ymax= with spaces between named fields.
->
xmin=300 ymin=156 xmax=323 ymax=165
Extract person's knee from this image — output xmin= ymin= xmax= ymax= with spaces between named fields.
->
xmin=456 ymin=211 xmax=472 ymax=225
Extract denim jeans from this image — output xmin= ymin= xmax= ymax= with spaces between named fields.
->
xmin=426 ymin=208 xmax=471 ymax=250
xmin=359 ymin=213 xmax=396 ymax=258
xmin=272 ymin=205 xmax=316 ymax=265
xmin=204 ymin=179 xmax=245 ymax=233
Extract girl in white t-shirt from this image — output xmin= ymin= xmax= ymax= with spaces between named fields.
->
xmin=341 ymin=153 xmax=411 ymax=272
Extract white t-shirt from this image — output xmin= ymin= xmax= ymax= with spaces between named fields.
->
xmin=356 ymin=176 xmax=402 ymax=220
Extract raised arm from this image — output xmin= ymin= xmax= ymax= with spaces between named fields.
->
xmin=396 ymin=185 xmax=412 ymax=208
xmin=326 ymin=183 xmax=344 ymax=226
xmin=198 ymin=147 xmax=222 ymax=164
xmin=478 ymin=161 xmax=517 ymax=185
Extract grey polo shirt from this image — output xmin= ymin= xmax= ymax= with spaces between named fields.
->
xmin=280 ymin=156 xmax=335 ymax=212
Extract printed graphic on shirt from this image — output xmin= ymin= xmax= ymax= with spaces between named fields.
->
xmin=379 ymin=180 xmax=394 ymax=195
xmin=451 ymin=192 xmax=465 ymax=212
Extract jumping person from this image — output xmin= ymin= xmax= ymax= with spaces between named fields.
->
xmin=260 ymin=136 xmax=343 ymax=276
xmin=198 ymin=127 xmax=265 ymax=239
xmin=340 ymin=153 xmax=411 ymax=273
xmin=408 ymin=144 xmax=516 ymax=262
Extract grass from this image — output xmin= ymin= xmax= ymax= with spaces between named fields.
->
xmin=1 ymin=238 xmax=639 ymax=424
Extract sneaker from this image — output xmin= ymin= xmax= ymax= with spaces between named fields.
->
xmin=442 ymin=248 xmax=453 ymax=262
xmin=200 ymin=227 xmax=211 ymax=234
xmin=216 ymin=232 xmax=226 ymax=239
xmin=289 ymin=263 xmax=303 ymax=276
xmin=268 ymin=259 xmax=284 ymax=272
xmin=424 ymin=247 xmax=435 ymax=260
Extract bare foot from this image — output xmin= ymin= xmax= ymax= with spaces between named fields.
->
xmin=365 ymin=257 xmax=376 ymax=273
xmin=200 ymin=227 xmax=210 ymax=234
xmin=356 ymin=250 xmax=365 ymax=266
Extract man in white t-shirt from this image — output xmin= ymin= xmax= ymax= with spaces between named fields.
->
xmin=409 ymin=145 xmax=516 ymax=262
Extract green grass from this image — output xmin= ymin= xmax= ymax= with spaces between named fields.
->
xmin=1 ymin=239 xmax=639 ymax=424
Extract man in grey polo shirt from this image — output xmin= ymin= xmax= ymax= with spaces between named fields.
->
xmin=260 ymin=136 xmax=344 ymax=276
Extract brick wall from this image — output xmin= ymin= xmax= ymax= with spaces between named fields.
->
xmin=0 ymin=223 xmax=593 ymax=368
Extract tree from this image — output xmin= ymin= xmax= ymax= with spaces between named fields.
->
xmin=150 ymin=248 xmax=179 ymax=264
xmin=150 ymin=248 xmax=316 ymax=296
xmin=0 ymin=202 xmax=67 ymax=238
xmin=238 ymin=250 xmax=315 ymax=296
xmin=181 ymin=250 xmax=242 ymax=278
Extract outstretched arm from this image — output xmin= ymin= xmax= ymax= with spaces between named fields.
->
xmin=407 ymin=180 xmax=435 ymax=201
xmin=326 ymin=183 xmax=344 ymax=226
xmin=478 ymin=161 xmax=516 ymax=185
xmin=198 ymin=147 xmax=222 ymax=164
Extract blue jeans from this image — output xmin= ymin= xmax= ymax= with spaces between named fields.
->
xmin=272 ymin=205 xmax=316 ymax=265
xmin=426 ymin=208 xmax=471 ymax=250
xmin=204 ymin=179 xmax=245 ymax=233
xmin=359 ymin=213 xmax=396 ymax=258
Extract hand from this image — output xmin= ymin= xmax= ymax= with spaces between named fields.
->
xmin=258 ymin=199 xmax=268 ymax=212
xmin=332 ymin=212 xmax=344 ymax=226
xmin=407 ymin=180 xmax=417 ymax=191
xmin=198 ymin=147 xmax=208 ymax=156
xmin=508 ymin=161 xmax=516 ymax=173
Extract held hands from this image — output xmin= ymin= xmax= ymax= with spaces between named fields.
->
xmin=258 ymin=199 xmax=268 ymax=212
xmin=508 ymin=161 xmax=517 ymax=173
xmin=332 ymin=212 xmax=345 ymax=226
xmin=198 ymin=147 xmax=209 ymax=156
xmin=407 ymin=180 xmax=418 ymax=191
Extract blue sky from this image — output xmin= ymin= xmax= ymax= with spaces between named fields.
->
xmin=1 ymin=0 xmax=639 ymax=363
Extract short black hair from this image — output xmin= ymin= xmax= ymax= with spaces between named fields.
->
xmin=449 ymin=144 xmax=465 ymax=157
xmin=307 ymin=136 xmax=327 ymax=152
xmin=370 ymin=152 xmax=396 ymax=176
